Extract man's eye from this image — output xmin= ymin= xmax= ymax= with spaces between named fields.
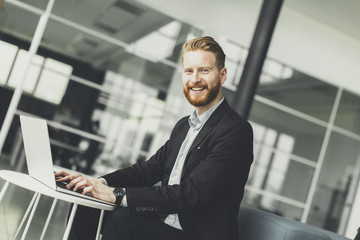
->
xmin=184 ymin=70 xmax=192 ymax=74
xmin=202 ymin=69 xmax=209 ymax=73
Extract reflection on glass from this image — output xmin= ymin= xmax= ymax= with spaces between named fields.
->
xmin=217 ymin=38 xmax=247 ymax=89
xmin=8 ymin=50 xmax=44 ymax=93
xmin=257 ymin=70 xmax=338 ymax=122
xmin=34 ymin=58 xmax=72 ymax=104
xmin=248 ymin=142 xmax=314 ymax=202
xmin=130 ymin=20 xmax=181 ymax=62
xmin=0 ymin=3 xmax=40 ymax=42
xmin=249 ymin=100 xmax=326 ymax=161
xmin=242 ymin=191 xmax=304 ymax=221
xmin=89 ymin=71 xmax=166 ymax=174
xmin=307 ymin=132 xmax=360 ymax=232
xmin=0 ymin=41 xmax=18 ymax=84
xmin=44 ymin=0 xmax=181 ymax=67
xmin=335 ymin=90 xmax=360 ymax=135
xmin=5 ymin=49 xmax=72 ymax=104
xmin=48 ymin=128 xmax=104 ymax=175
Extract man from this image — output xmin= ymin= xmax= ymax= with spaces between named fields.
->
xmin=56 ymin=36 xmax=253 ymax=240
xmin=355 ymin=227 xmax=360 ymax=240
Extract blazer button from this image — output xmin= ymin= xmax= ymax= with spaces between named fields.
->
xmin=136 ymin=207 xmax=141 ymax=211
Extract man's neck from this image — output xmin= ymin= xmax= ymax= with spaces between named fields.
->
xmin=195 ymin=95 xmax=223 ymax=116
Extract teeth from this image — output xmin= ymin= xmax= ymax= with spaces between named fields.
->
xmin=192 ymin=88 xmax=203 ymax=91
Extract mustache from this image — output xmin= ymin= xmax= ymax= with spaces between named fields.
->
xmin=186 ymin=83 xmax=208 ymax=89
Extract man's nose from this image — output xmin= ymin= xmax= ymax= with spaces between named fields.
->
xmin=191 ymin=71 xmax=201 ymax=83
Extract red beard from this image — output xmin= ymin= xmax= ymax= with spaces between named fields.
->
xmin=183 ymin=80 xmax=220 ymax=107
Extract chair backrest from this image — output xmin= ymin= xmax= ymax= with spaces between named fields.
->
xmin=237 ymin=207 xmax=350 ymax=240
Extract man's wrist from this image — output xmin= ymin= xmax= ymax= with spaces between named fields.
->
xmin=113 ymin=187 xmax=126 ymax=206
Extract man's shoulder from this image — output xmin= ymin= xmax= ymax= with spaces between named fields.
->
xmin=176 ymin=115 xmax=189 ymax=126
xmin=170 ymin=115 xmax=189 ymax=133
xmin=220 ymin=105 xmax=253 ymax=133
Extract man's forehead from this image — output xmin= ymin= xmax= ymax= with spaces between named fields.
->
xmin=183 ymin=50 xmax=216 ymax=66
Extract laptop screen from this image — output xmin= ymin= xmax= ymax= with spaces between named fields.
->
xmin=20 ymin=115 xmax=57 ymax=189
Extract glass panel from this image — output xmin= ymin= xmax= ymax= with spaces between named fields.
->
xmin=47 ymin=0 xmax=180 ymax=65
xmin=48 ymin=127 xmax=105 ymax=174
xmin=257 ymin=67 xmax=338 ymax=122
xmin=131 ymin=28 xmax=178 ymax=62
xmin=0 ymin=41 xmax=18 ymax=85
xmin=0 ymin=2 xmax=40 ymax=43
xmin=249 ymin=100 xmax=327 ymax=162
xmin=242 ymin=191 xmax=304 ymax=221
xmin=335 ymin=90 xmax=360 ymax=135
xmin=248 ymin=141 xmax=315 ymax=202
xmin=34 ymin=58 xmax=73 ymax=104
xmin=17 ymin=0 xmax=48 ymax=10
xmin=307 ymin=131 xmax=360 ymax=233
xmin=8 ymin=50 xmax=44 ymax=93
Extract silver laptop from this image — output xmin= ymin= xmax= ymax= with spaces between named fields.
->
xmin=19 ymin=115 xmax=115 ymax=206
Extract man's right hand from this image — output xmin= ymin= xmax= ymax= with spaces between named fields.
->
xmin=55 ymin=171 xmax=116 ymax=204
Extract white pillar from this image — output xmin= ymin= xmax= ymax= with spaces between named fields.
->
xmin=0 ymin=0 xmax=55 ymax=155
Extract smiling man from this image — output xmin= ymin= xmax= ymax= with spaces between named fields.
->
xmin=182 ymin=46 xmax=226 ymax=115
xmin=57 ymin=36 xmax=253 ymax=240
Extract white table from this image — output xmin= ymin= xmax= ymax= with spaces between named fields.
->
xmin=0 ymin=170 xmax=116 ymax=240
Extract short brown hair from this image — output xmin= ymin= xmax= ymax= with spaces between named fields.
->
xmin=182 ymin=36 xmax=226 ymax=70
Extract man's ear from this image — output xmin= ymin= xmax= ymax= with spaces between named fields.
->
xmin=220 ymin=67 xmax=227 ymax=85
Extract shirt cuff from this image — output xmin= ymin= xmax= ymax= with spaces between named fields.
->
xmin=121 ymin=194 xmax=128 ymax=207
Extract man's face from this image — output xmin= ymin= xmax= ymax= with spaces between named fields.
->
xmin=182 ymin=50 xmax=226 ymax=107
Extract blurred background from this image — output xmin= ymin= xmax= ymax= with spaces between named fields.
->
xmin=1 ymin=0 xmax=360 ymax=239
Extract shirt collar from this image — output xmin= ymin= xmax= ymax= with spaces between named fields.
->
xmin=188 ymin=97 xmax=224 ymax=130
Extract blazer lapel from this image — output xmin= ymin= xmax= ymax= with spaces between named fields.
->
xmin=188 ymin=100 xmax=230 ymax=153
xmin=167 ymin=120 xmax=189 ymax=169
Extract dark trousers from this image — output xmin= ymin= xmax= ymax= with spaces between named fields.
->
xmin=68 ymin=206 xmax=190 ymax=240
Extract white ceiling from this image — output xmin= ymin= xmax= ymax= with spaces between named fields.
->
xmin=135 ymin=0 xmax=360 ymax=45
xmin=285 ymin=0 xmax=360 ymax=42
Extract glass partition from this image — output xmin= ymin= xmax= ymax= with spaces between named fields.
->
xmin=249 ymin=100 xmax=327 ymax=162
xmin=335 ymin=90 xmax=360 ymax=135
xmin=307 ymin=131 xmax=360 ymax=232
xmin=0 ymin=2 xmax=40 ymax=43
xmin=248 ymin=146 xmax=315 ymax=203
xmin=257 ymin=68 xmax=338 ymax=122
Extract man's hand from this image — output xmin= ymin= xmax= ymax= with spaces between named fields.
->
xmin=55 ymin=171 xmax=116 ymax=203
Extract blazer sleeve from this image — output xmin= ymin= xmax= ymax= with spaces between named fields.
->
xmin=125 ymin=112 xmax=253 ymax=215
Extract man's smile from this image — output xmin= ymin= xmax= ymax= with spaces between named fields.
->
xmin=190 ymin=87 xmax=206 ymax=94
